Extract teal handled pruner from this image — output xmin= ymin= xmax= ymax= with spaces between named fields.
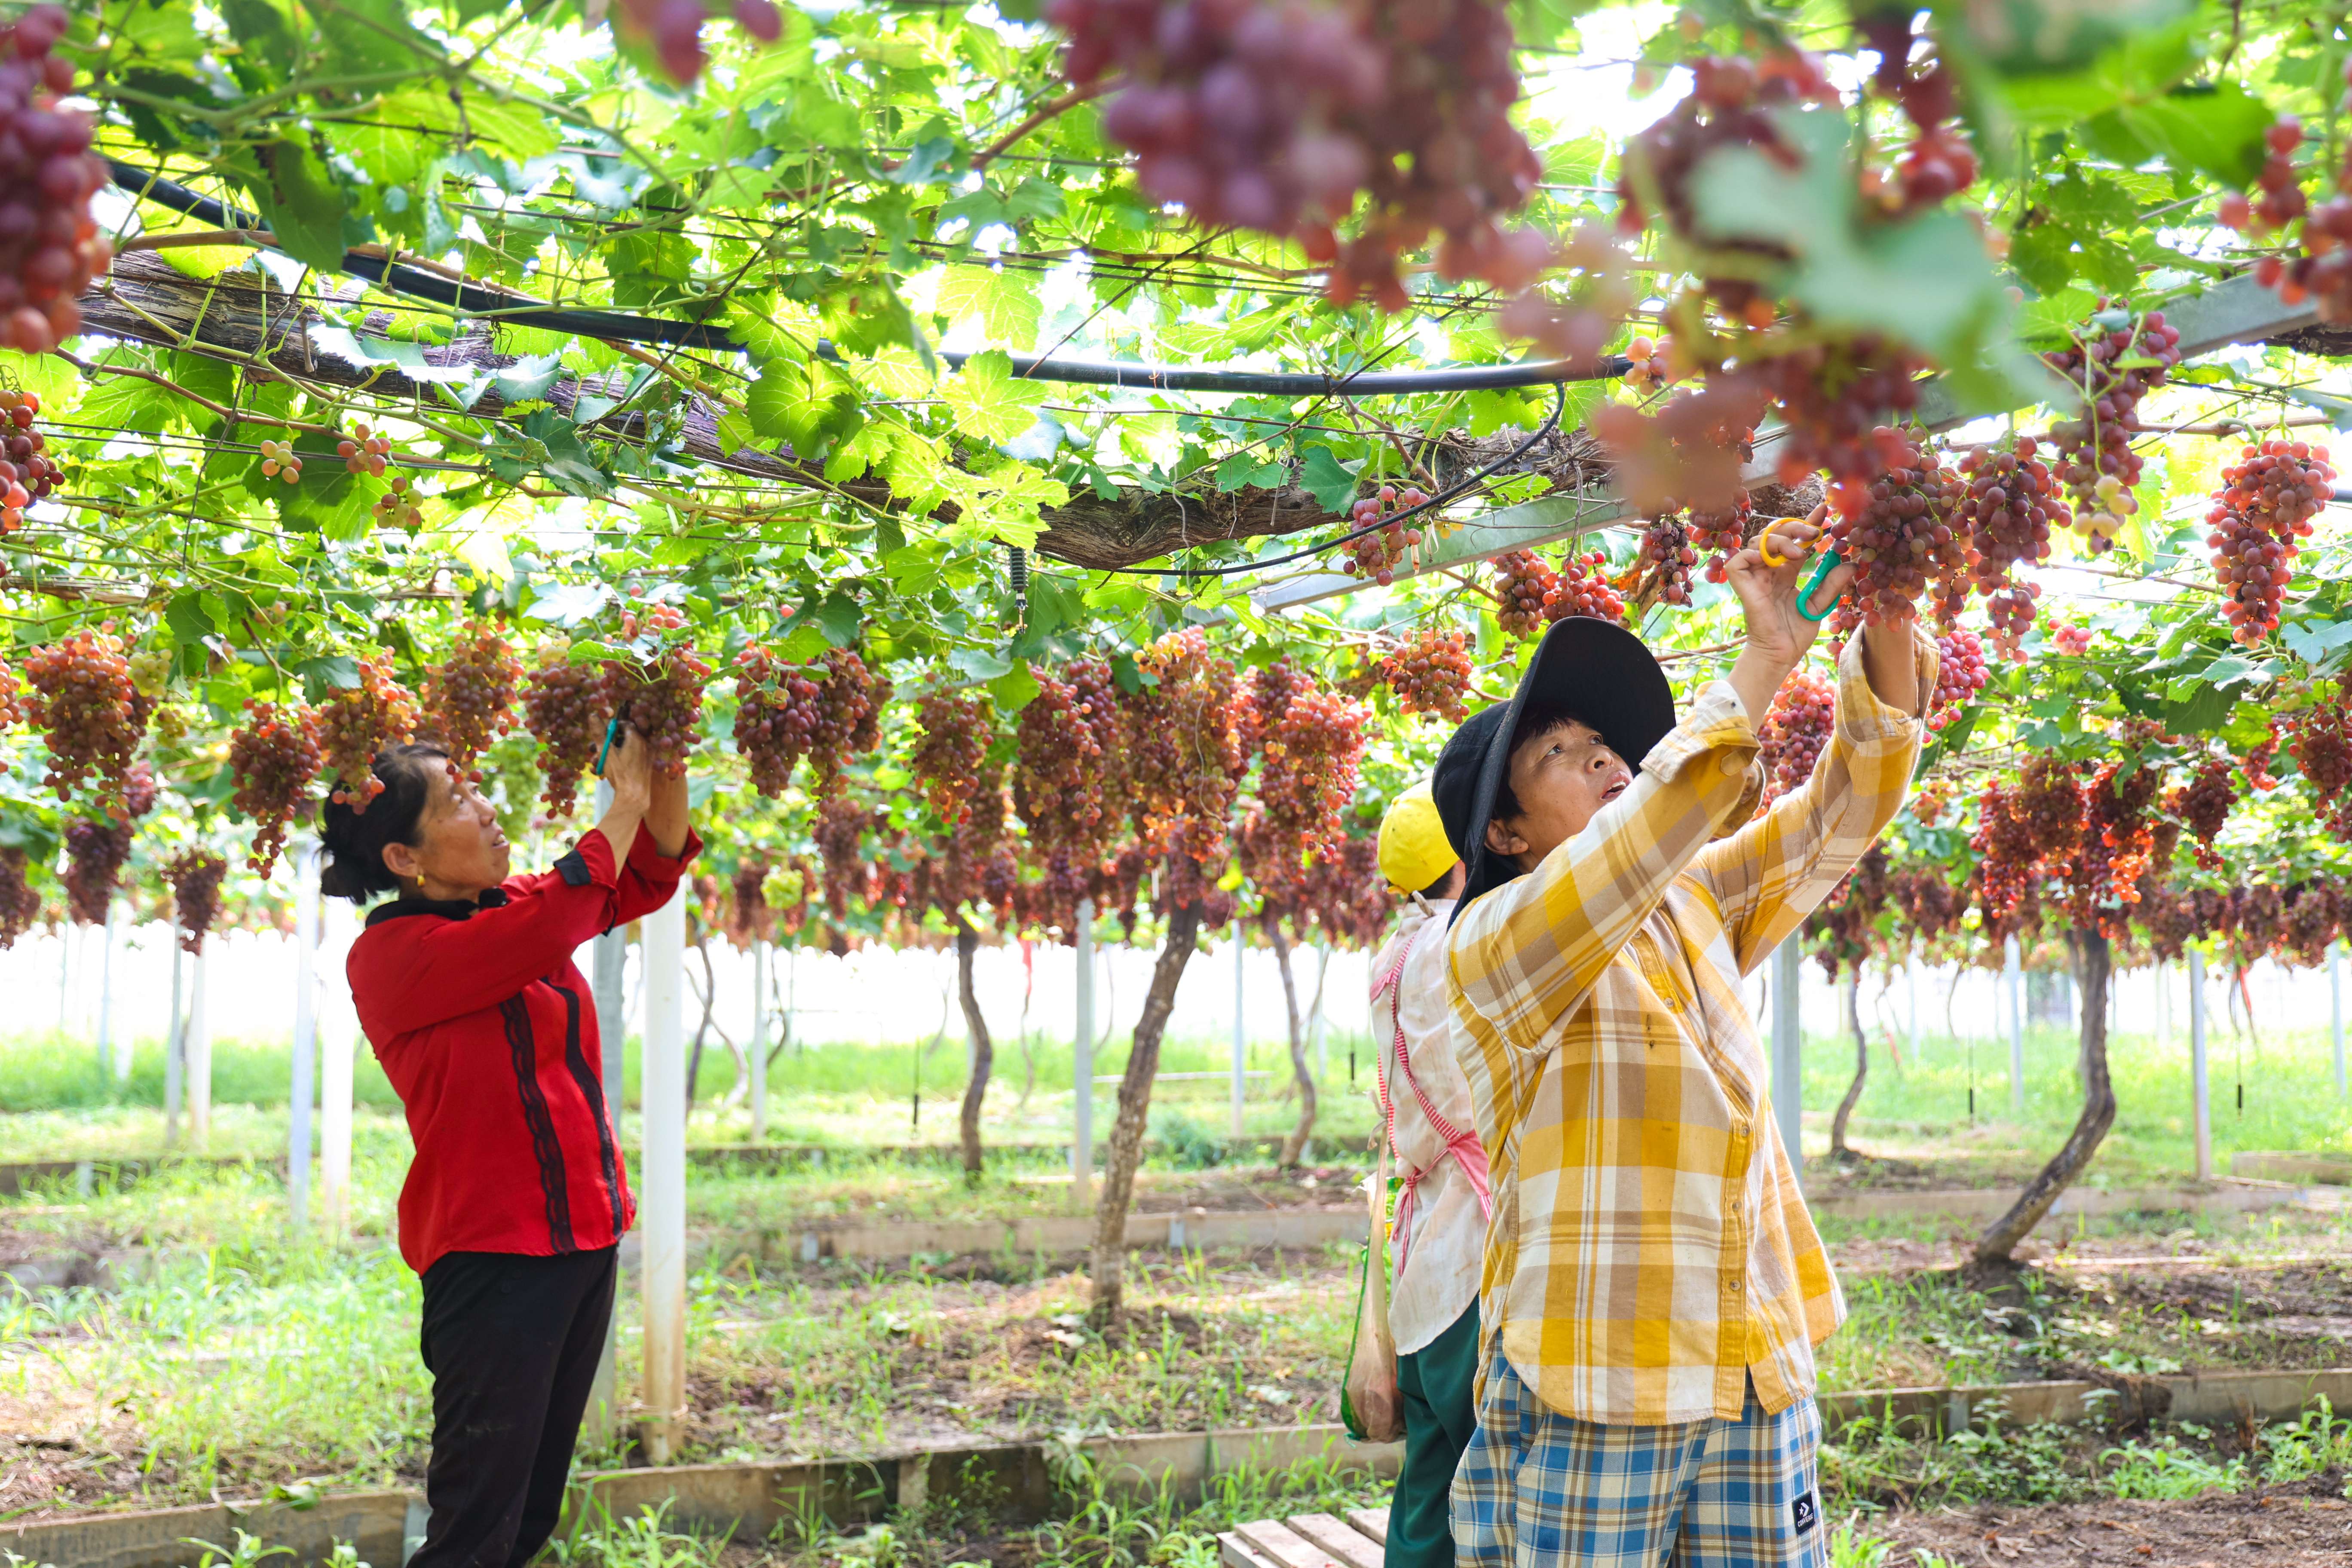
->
xmin=1798 ymin=546 xmax=1845 ymax=622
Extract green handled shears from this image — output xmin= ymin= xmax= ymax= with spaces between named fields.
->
xmin=1798 ymin=545 xmax=1844 ymax=622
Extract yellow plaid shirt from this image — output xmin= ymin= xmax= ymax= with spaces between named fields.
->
xmin=1446 ymin=628 xmax=1933 ymax=1425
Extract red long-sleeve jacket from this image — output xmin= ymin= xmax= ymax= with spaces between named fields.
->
xmin=347 ymin=823 xmax=700 ymax=1275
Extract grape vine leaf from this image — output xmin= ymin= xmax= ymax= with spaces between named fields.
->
xmin=942 ymin=350 xmax=1044 ymax=443
xmin=245 ymin=141 xmax=352 ymax=275
xmin=1298 ymin=447 xmax=1360 ymax=513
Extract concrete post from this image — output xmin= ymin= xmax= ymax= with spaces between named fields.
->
xmin=187 ymin=944 xmax=211 ymax=1152
xmin=57 ymin=922 xmax=70 ymax=1032
xmin=1231 ymin=934 xmax=1246 ymax=1141
xmin=2005 ymin=933 xmax=2025 ymax=1115
xmin=319 ymin=897 xmax=356 ymax=1244
xmin=96 ymin=899 xmax=119 ymax=1080
xmin=1905 ymin=948 xmax=1920 ymax=1061
xmin=639 ymin=880 xmax=687 ymax=1463
xmin=1073 ymin=899 xmax=1094 ymax=1207
xmin=750 ymin=939 xmax=769 ymax=1143
xmin=2190 ymin=945 xmax=2212 ymax=1182
xmin=2333 ymin=943 xmax=2346 ymax=1100
xmin=1771 ymin=937 xmax=1803 ymax=1188
xmin=584 ymin=798 xmax=629 ymax=1452
xmin=289 ymin=845 xmax=320 ymax=1231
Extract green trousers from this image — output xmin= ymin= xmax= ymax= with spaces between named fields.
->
xmin=1389 ymin=1302 xmax=1481 ymax=1568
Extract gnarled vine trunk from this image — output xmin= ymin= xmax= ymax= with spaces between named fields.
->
xmin=1975 ymin=928 xmax=2116 ymax=1268
xmin=955 ymin=920 xmax=992 ymax=1185
xmin=1088 ymin=901 xmax=1202 ymax=1324
xmin=1268 ymin=919 xmax=1317 ymax=1167
xmin=1830 ymin=969 xmax=1867 ymax=1161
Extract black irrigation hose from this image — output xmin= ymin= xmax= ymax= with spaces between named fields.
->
xmin=1093 ymin=380 xmax=1569 ymax=578
xmin=106 ymin=160 xmax=1629 ymax=394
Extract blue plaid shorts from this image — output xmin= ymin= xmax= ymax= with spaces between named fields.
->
xmin=1450 ymin=1348 xmax=1828 ymax=1568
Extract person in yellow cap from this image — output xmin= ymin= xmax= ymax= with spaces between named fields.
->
xmin=1368 ymin=780 xmax=1487 ymax=1568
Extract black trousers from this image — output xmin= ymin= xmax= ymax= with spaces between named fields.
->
xmin=412 ymin=1246 xmax=617 ymax=1568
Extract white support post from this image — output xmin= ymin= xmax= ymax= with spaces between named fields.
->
xmin=639 ymin=880 xmax=687 ymax=1464
xmin=749 ymin=939 xmax=769 ymax=1144
xmin=2189 ymin=946 xmax=2213 ymax=1182
xmin=784 ymin=946 xmax=798 ymax=1054
xmin=2333 ymin=943 xmax=2346 ymax=1101
xmin=1771 ymin=937 xmax=1803 ymax=1189
xmin=164 ymin=937 xmax=184 ymax=1149
xmin=2155 ymin=960 xmax=2170 ymax=1050
xmin=57 ymin=924 xmax=70 ymax=1032
xmin=2005 ymin=934 xmax=2025 ymax=1115
xmin=319 ymin=897 xmax=356 ymax=1244
xmin=289 ymin=846 xmax=320 ymax=1232
xmin=1230 ymin=934 xmax=1246 ymax=1142
xmin=1311 ymin=945 xmax=1329 ymax=1084
xmin=1905 ymin=948 xmax=1920 ymax=1061
xmin=1073 ymin=899 xmax=1094 ymax=1207
xmin=96 ymin=899 xmax=119 ymax=1080
xmin=584 ymin=813 xmax=630 ymax=1452
xmin=187 ymin=943 xmax=211 ymax=1152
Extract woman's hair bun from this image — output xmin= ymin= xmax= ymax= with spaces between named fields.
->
xmin=317 ymin=742 xmax=448 ymax=903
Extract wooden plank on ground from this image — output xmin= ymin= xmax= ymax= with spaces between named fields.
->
xmin=1346 ymin=1507 xmax=1389 ymax=1545
xmin=1286 ymin=1513 xmax=1385 ymax=1568
xmin=1234 ymin=1518 xmax=1348 ymax=1568
xmin=1220 ymin=1531 xmax=1284 ymax=1568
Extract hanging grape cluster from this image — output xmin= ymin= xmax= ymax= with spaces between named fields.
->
xmin=422 ymin=622 xmax=521 ymax=773
xmin=1824 ymin=428 xmax=1963 ymax=625
xmin=1379 ymin=628 xmax=1474 ymax=721
xmin=1014 ymin=658 xmax=1127 ymax=867
xmin=1955 ymin=437 xmax=2065 ymax=658
xmin=1757 ymin=671 xmax=1834 ymax=799
xmin=228 ymin=698 xmax=323 ymax=875
xmin=2017 ymin=756 xmax=2084 ymax=862
xmin=910 ymin=689 xmax=995 ymax=826
xmin=732 ymin=646 xmax=822 ymax=799
xmin=337 ymin=423 xmax=393 ymax=477
xmin=1491 ymin=549 xmax=1558 ymax=637
xmin=2042 ymin=305 xmax=2182 ymax=550
xmin=1341 ymin=484 xmax=1434 ymax=585
xmin=0 ymin=388 xmax=61 ymax=531
xmin=1856 ymin=12 xmax=1977 ymax=214
xmin=0 ymin=846 xmax=36 ymax=948
xmin=2073 ymin=760 xmax=2158 ymax=931
xmin=608 ymin=0 xmax=784 ymax=85
xmin=2220 ymin=117 xmax=2310 ymax=238
xmin=61 ymin=816 xmax=129 ymax=925
xmin=600 ymin=602 xmax=711 ymax=779
xmin=1255 ymin=683 xmax=1367 ymax=888
xmin=22 ymin=629 xmax=144 ymax=809
xmin=317 ymin=657 xmax=419 ymax=813
xmin=1688 ymin=493 xmax=1757 ymax=585
xmin=1635 ymin=513 xmax=1696 ymax=606
xmin=1971 ymin=782 xmax=2040 ymax=925
xmin=1927 ymin=627 xmax=1988 ymax=730
xmin=1551 ymin=549 xmax=1626 ymax=624
xmin=814 ymin=792 xmax=872 ymax=918
xmin=2228 ymin=107 xmax=2352 ymax=323
xmin=521 ymin=644 xmax=612 ymax=815
xmin=2285 ymin=692 xmax=2352 ymax=839
xmin=1124 ymin=629 xmax=1248 ymax=835
xmin=1044 ymin=0 xmax=1546 ymax=311
xmin=166 ymin=851 xmax=227 ymax=956
xmin=0 ymin=6 xmax=110 ymax=354
xmin=2207 ymin=439 xmax=2335 ymax=645
xmin=2169 ymin=757 xmax=2237 ymax=870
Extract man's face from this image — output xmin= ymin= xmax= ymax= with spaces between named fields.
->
xmin=1483 ymin=718 xmax=1633 ymax=873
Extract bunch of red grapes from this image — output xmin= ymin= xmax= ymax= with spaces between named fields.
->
xmin=2071 ymin=760 xmax=2158 ymax=929
xmin=2225 ymin=111 xmax=2352 ymax=323
xmin=1014 ymin=658 xmax=1126 ymax=857
xmin=0 ymin=389 xmax=60 ymax=530
xmin=317 ymin=656 xmax=418 ymax=813
xmin=1551 ymin=549 xmax=1626 ymax=624
xmin=521 ymin=644 xmax=611 ymax=815
xmin=814 ymin=793 xmax=870 ymax=918
xmin=2018 ymin=755 xmax=2084 ymax=862
xmin=1124 ymin=628 xmax=1246 ymax=831
xmin=1491 ymin=549 xmax=1559 ymax=637
xmin=1927 ymin=627 xmax=1988 ymax=730
xmin=2046 ymin=622 xmax=2092 ymax=656
xmin=61 ymin=816 xmax=129 ymax=925
xmin=1588 ymin=382 xmax=1764 ymax=521
xmin=1044 ymin=0 xmax=1545 ymax=311
xmin=1637 ymin=514 xmax=1696 ymax=606
xmin=337 ymin=423 xmax=393 ymax=478
xmin=2285 ymin=692 xmax=2352 ymax=838
xmin=1380 ymin=627 xmax=1474 ymax=721
xmin=601 ymin=602 xmax=710 ymax=779
xmin=1856 ymin=12 xmax=1976 ymax=214
xmin=2168 ymin=757 xmax=2236 ymax=870
xmin=1341 ymin=485 xmax=1433 ymax=586
xmin=228 ymin=698 xmax=322 ymax=874
xmin=910 ymin=690 xmax=994 ymax=826
xmin=1824 ymin=427 xmax=1964 ymax=625
xmin=1971 ymin=781 xmax=2041 ymax=922
xmin=1689 ymin=493 xmax=1755 ymax=584
xmin=423 ymin=622 xmax=521 ymax=772
xmin=121 ymin=758 xmax=157 ymax=821
xmin=0 ymin=652 xmax=24 ymax=735
xmin=0 ymin=6 xmax=110 ymax=354
xmin=1955 ymin=437 xmax=2066 ymax=658
xmin=732 ymin=646 xmax=823 ymax=799
xmin=610 ymin=0 xmax=784 ymax=85
xmin=1910 ymin=780 xmax=1950 ymax=827
xmin=1755 ymin=342 xmax=1929 ymax=491
xmin=2207 ymin=440 xmax=2336 ymax=645
xmin=2042 ymin=306 xmax=2182 ymax=548
xmin=166 ymin=851 xmax=227 ymax=956
xmin=1257 ymin=685 xmax=1366 ymax=874
xmin=23 ymin=629 xmax=143 ymax=809
xmin=2219 ymin=117 xmax=2311 ymax=237
xmin=1241 ymin=655 xmax=1314 ymax=754
xmin=2284 ymin=884 xmax=2342 ymax=968
xmin=1757 ymin=671 xmax=1834 ymax=798
xmin=0 ymin=847 xmax=37 ymax=948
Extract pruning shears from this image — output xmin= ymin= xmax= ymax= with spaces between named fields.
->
xmin=1756 ymin=516 xmax=1846 ymax=622
xmin=594 ymin=717 xmax=622 ymax=777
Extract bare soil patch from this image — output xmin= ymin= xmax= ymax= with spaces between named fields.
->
xmin=1868 ymin=1473 xmax=2352 ymax=1565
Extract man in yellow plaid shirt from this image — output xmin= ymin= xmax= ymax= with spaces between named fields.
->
xmin=1431 ymin=515 xmax=1932 ymax=1567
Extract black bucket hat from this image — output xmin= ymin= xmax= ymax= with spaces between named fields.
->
xmin=1432 ymin=615 xmax=1677 ymax=915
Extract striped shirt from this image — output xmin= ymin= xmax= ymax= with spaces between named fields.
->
xmin=1445 ymin=629 xmax=1932 ymax=1424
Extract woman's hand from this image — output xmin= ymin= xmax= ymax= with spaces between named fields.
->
xmin=601 ymin=722 xmax=652 ymax=813
xmin=1723 ymin=512 xmax=1854 ymax=727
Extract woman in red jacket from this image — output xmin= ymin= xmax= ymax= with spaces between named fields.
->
xmin=321 ymin=722 xmax=698 ymax=1568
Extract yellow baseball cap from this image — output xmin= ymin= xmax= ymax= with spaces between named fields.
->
xmin=1378 ymin=779 xmax=1459 ymax=896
